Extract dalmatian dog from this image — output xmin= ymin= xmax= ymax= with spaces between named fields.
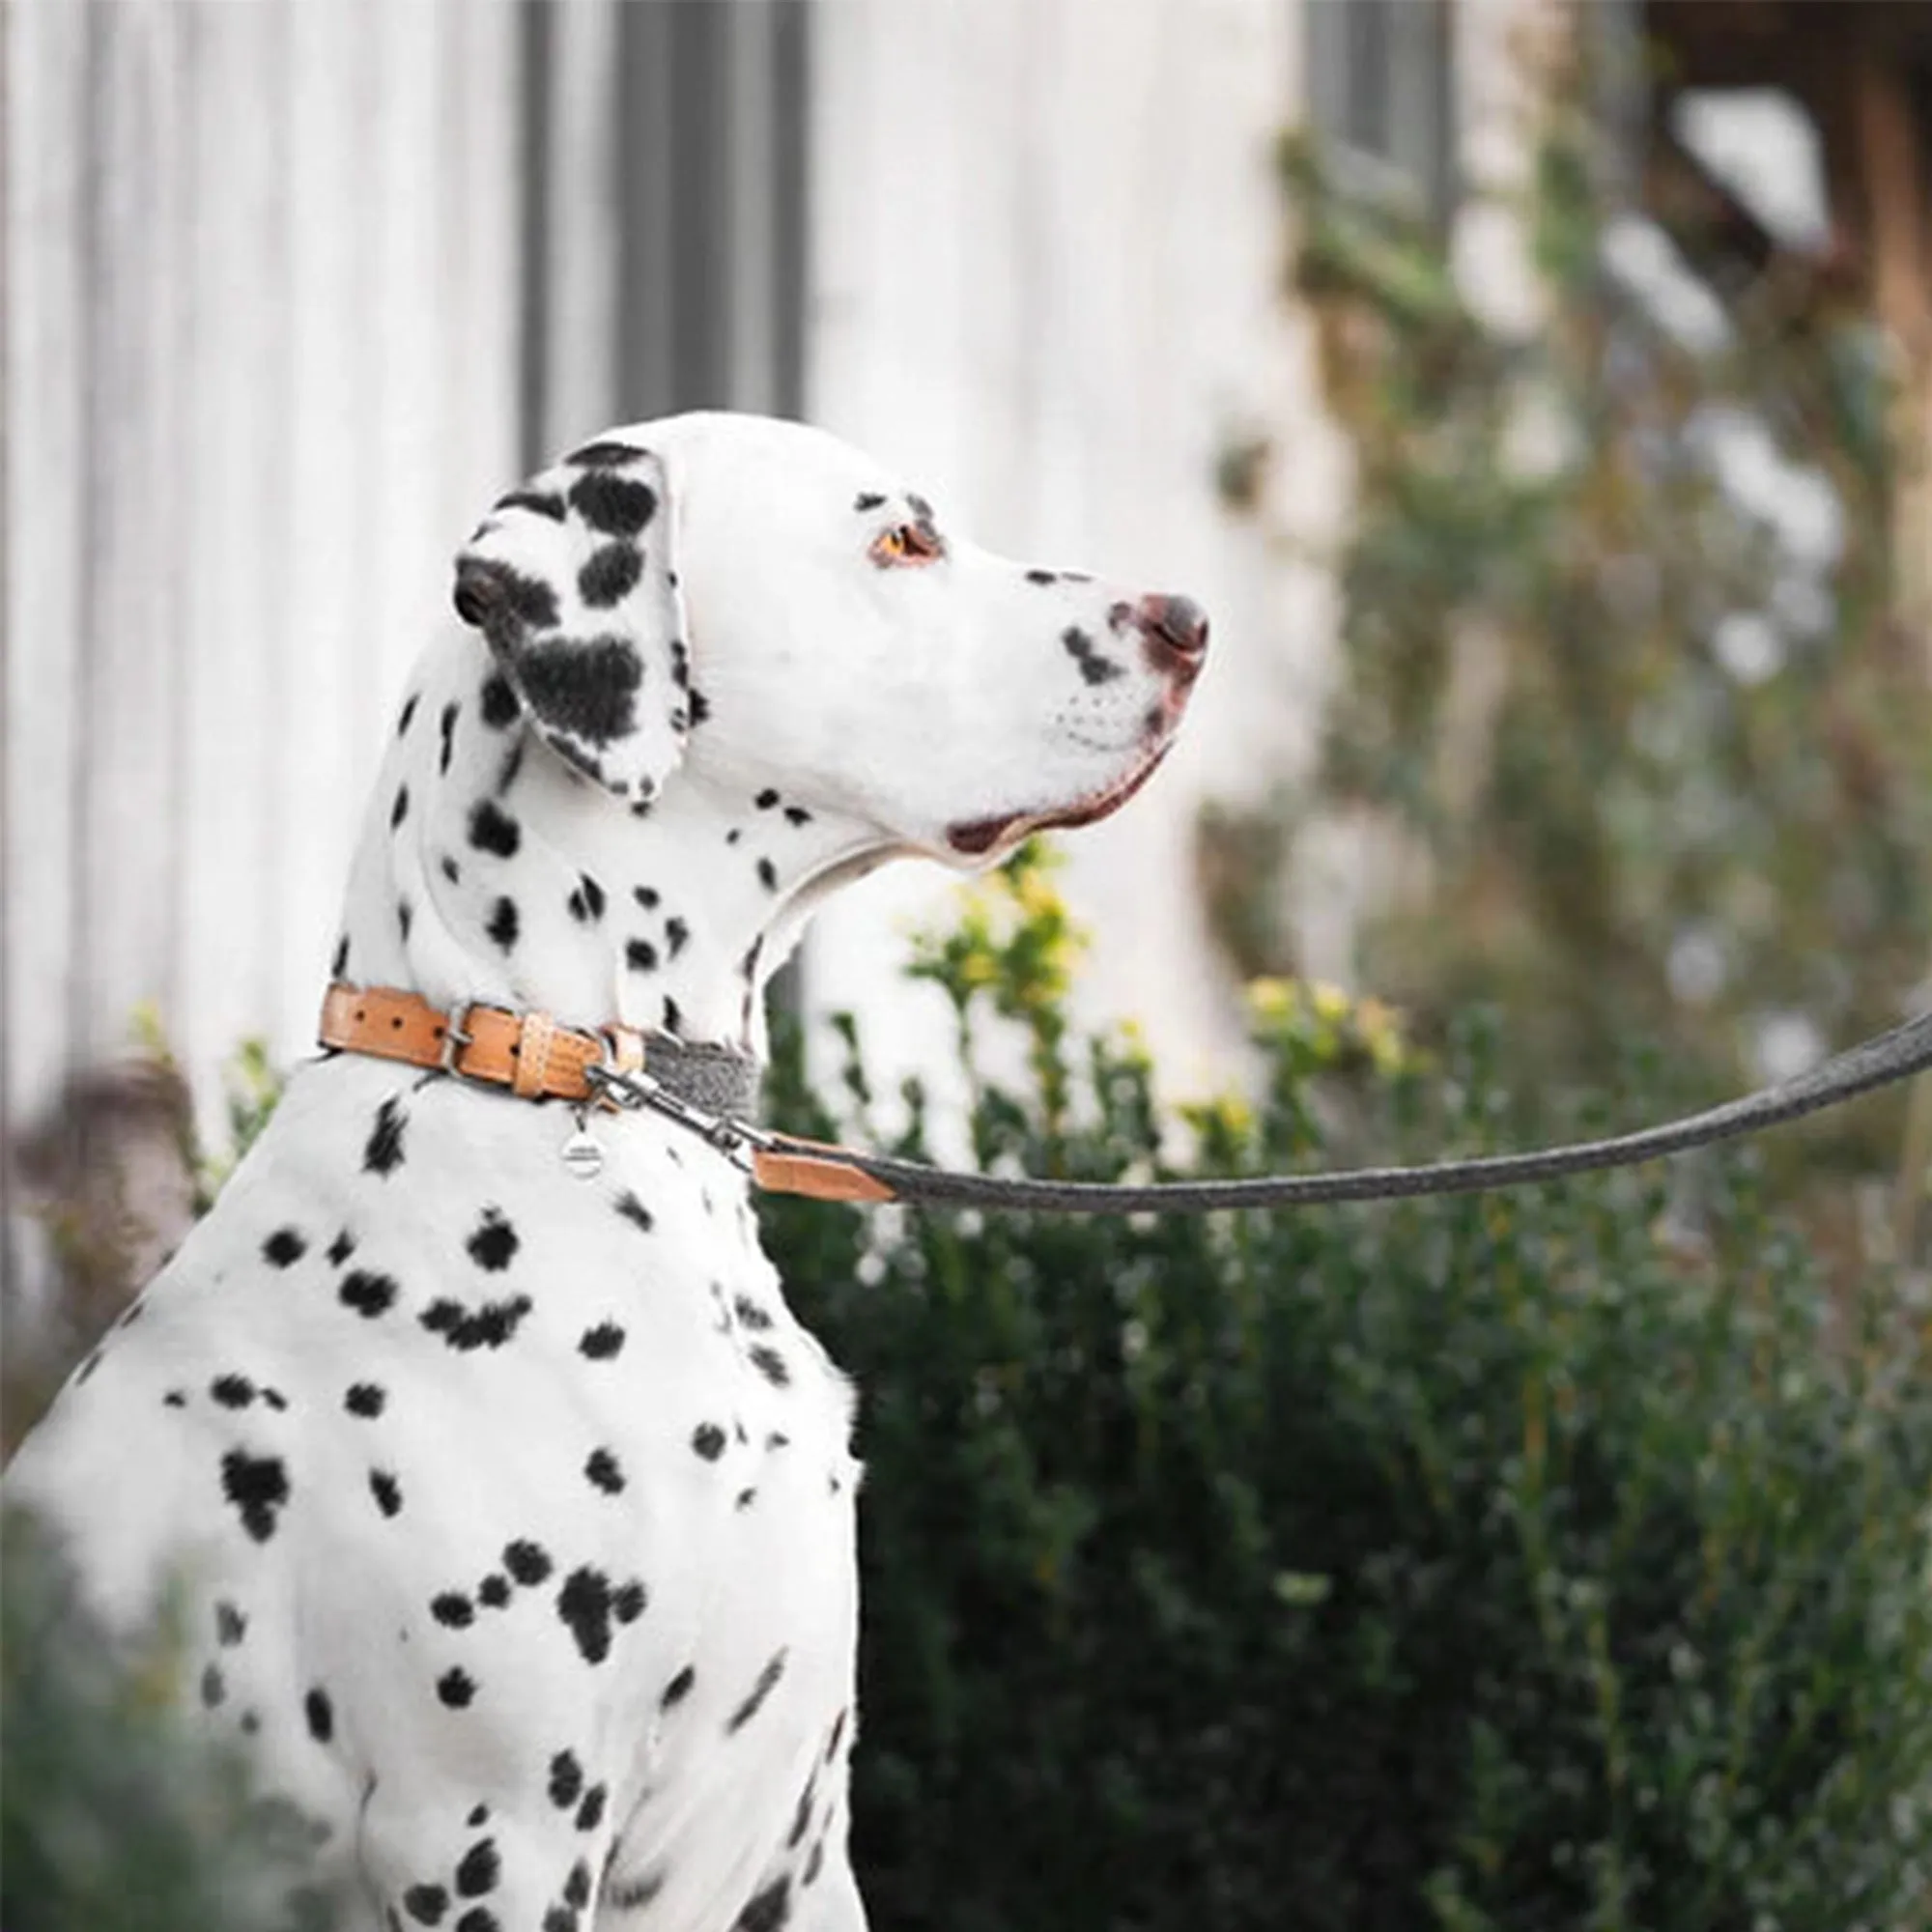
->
xmin=4 ymin=412 xmax=1208 ymax=1932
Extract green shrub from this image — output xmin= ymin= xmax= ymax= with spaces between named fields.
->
xmin=762 ymin=851 xmax=1932 ymax=1932
xmin=0 ymin=1510 xmax=339 ymax=1932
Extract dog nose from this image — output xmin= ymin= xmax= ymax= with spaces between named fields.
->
xmin=1136 ymin=594 xmax=1209 ymax=672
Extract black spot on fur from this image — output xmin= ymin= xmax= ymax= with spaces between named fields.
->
xmin=1026 ymin=568 xmax=1059 ymax=584
xmin=344 ymin=1381 xmax=385 ymax=1418
xmin=568 ymin=440 xmax=648 ymax=469
xmin=390 ymin=784 xmax=410 ymax=830
xmin=692 ymin=1423 xmax=726 ymax=1462
xmin=465 ymin=1208 xmax=519 ymax=1272
xmin=625 ymin=937 xmax=659 ymax=973
xmin=363 ymin=1097 xmax=408 ymax=1176
xmin=477 ymin=1575 xmax=511 ymax=1608
xmin=330 ymin=934 xmax=350 ymax=980
xmin=440 ymin=700 xmax=462 ymax=773
xmin=479 ymin=673 xmax=520 ymax=730
xmin=496 ymin=737 xmax=526 ymax=799
xmin=163 ymin=1389 xmax=186 ymax=1408
xmin=340 ymin=1269 xmax=399 ymax=1320
xmin=803 ymin=1841 xmax=824 ymax=1887
xmin=397 ymin=899 xmax=413 ymax=943
xmin=514 ymin=639 xmax=642 ymax=748
xmin=327 ymin=1229 xmax=355 ymax=1266
xmin=432 ymin=1592 xmax=474 ymax=1629
xmin=736 ymin=1875 xmax=792 ymax=1932
xmin=784 ymin=1770 xmax=815 ymax=1847
xmin=397 ymin=694 xmax=420 ymax=736
xmin=567 ymin=871 xmax=606 ymax=923
xmin=825 ymin=1707 xmax=847 ymax=1761
xmin=305 ymin=1688 xmax=333 ymax=1742
xmin=736 ymin=1487 xmax=757 ymax=1511
xmin=579 ymin=1321 xmax=625 ymax=1359
xmin=211 ymin=1374 xmax=255 ymax=1408
xmin=614 ymin=1191 xmax=654 ymax=1234
xmin=263 ymin=1227 xmax=306 ymax=1267
xmin=440 ymin=854 xmax=461 ymax=885
xmin=662 ymin=996 xmax=683 ymax=1034
xmin=555 ymin=1566 xmax=635 ymax=1665
xmin=610 ymin=1871 xmax=666 ymax=1912
xmin=567 ymin=469 xmax=657 ymax=537
xmin=613 ymin=1580 xmax=645 ymax=1624
xmin=579 ymin=542 xmax=643 ymax=609
xmin=584 ymin=1448 xmax=624 ymax=1494
xmin=437 ymin=1668 xmax=475 ymax=1709
xmin=548 ymin=1750 xmax=584 ymax=1809
xmin=755 ymin=788 xmax=780 ymax=810
xmin=369 ymin=1469 xmax=402 ymax=1517
xmin=403 ymin=1884 xmax=449 ymax=1925
xmin=662 ymin=916 xmax=689 ymax=958
xmin=486 ymin=896 xmax=520 ymax=952
xmin=733 ymin=1294 xmax=774 ymax=1331
xmin=563 ymin=1861 xmax=592 ymax=1910
xmin=661 ymin=1664 xmax=696 ymax=1709
xmin=496 ymin=487 xmax=566 ymax=522
xmin=215 ymin=1601 xmax=246 ymax=1646
xmin=633 ymin=884 xmax=659 ymax=909
xmin=783 ymin=806 xmax=812 ymax=826
xmin=462 ymin=559 xmax=559 ymax=632
xmin=454 ymin=1910 xmax=498 ymax=1932
xmin=419 ymin=1293 xmax=532 ymax=1352
xmin=853 ymin=491 xmax=886 ymax=512
xmin=504 ymin=1539 xmax=553 ymax=1586
xmin=689 ymin=689 xmax=712 ymax=725
xmin=467 ymin=799 xmax=521 ymax=859
xmin=455 ymin=1839 xmax=499 ymax=1897
xmin=221 ymin=1451 xmax=290 ymax=1543
xmin=575 ymin=1785 xmax=606 ymax=1833
xmin=748 ymin=1345 xmax=791 ymax=1388
xmin=468 ymin=1804 xmax=489 ymax=1828
xmin=1062 ymin=624 xmax=1124 ymax=686
xmin=200 ymin=1662 xmax=226 ymax=1708
xmin=727 ymin=1651 xmax=787 ymax=1733
xmin=756 ymin=858 xmax=778 ymax=893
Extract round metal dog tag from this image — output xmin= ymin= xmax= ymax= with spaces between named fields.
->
xmin=560 ymin=1128 xmax=606 ymax=1180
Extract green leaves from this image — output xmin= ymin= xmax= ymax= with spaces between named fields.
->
xmin=766 ymin=895 xmax=1932 ymax=1930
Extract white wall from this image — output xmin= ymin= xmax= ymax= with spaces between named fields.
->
xmin=4 ymin=1 xmax=524 ymax=1219
xmin=805 ymin=0 xmax=1350 ymax=1108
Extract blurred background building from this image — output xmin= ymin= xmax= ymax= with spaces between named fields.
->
xmin=6 ymin=0 xmax=1929 ymax=1297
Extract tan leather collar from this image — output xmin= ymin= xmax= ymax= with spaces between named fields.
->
xmin=317 ymin=983 xmax=895 ymax=1204
xmin=319 ymin=983 xmax=641 ymax=1104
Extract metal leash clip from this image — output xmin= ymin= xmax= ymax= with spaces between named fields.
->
xmin=582 ymin=1060 xmax=776 ymax=1176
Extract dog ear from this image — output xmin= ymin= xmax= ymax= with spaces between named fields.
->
xmin=451 ymin=440 xmax=693 ymax=803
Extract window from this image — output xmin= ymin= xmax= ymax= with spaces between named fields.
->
xmin=1305 ymin=0 xmax=1457 ymax=221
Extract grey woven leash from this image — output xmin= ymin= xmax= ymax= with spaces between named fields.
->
xmin=592 ymin=1007 xmax=1932 ymax=1213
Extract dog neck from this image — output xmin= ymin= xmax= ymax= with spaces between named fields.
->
xmin=332 ymin=635 xmax=886 ymax=1054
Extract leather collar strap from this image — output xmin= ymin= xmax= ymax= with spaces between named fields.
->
xmin=318 ymin=983 xmax=871 ymax=1202
xmin=318 ymin=984 xmax=755 ymax=1120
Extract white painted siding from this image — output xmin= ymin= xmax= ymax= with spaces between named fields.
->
xmin=3 ymin=1 xmax=523 ymax=1223
xmin=3 ymin=0 xmax=526 ymax=1136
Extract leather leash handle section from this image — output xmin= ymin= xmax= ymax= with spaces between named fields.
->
xmin=753 ymin=1141 xmax=899 ymax=1204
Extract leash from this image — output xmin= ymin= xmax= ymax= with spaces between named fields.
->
xmin=321 ymin=983 xmax=1932 ymax=1211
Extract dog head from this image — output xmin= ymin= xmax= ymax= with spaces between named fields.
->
xmin=453 ymin=414 xmax=1206 ymax=863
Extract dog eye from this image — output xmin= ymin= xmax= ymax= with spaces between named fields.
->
xmin=869 ymin=523 xmax=944 ymax=568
